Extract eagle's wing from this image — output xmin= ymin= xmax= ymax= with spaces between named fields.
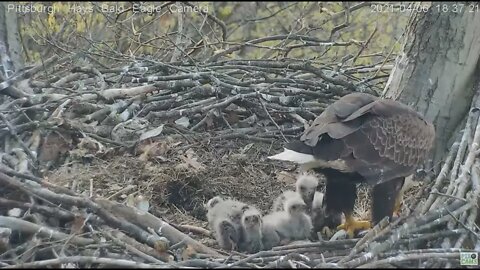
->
xmin=300 ymin=92 xmax=377 ymax=145
xmin=341 ymin=99 xmax=435 ymax=184
xmin=270 ymin=93 xmax=435 ymax=185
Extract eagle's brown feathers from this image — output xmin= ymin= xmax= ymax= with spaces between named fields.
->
xmin=268 ymin=92 xmax=436 ymax=235
xmin=281 ymin=92 xmax=435 ymax=185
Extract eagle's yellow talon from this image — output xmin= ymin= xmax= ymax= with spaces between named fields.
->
xmin=337 ymin=216 xmax=371 ymax=238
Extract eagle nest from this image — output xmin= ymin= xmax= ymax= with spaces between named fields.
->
xmin=0 ymin=56 xmax=478 ymax=268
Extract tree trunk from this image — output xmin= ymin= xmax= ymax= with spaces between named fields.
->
xmin=383 ymin=2 xmax=480 ymax=169
xmin=0 ymin=3 xmax=26 ymax=101
xmin=0 ymin=2 xmax=24 ymax=74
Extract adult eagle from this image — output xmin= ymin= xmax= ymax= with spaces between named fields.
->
xmin=269 ymin=92 xmax=435 ymax=238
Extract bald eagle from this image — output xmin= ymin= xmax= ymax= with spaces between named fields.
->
xmin=269 ymin=92 xmax=435 ymax=238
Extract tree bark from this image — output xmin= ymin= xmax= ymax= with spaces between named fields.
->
xmin=0 ymin=2 xmax=24 ymax=73
xmin=383 ymin=2 xmax=480 ymax=169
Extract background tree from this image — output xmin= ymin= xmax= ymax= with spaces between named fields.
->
xmin=0 ymin=2 xmax=23 ymax=72
xmin=383 ymin=2 xmax=480 ymax=169
xmin=0 ymin=2 xmax=478 ymax=268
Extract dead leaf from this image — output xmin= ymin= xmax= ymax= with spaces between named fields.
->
xmin=152 ymin=237 xmax=174 ymax=262
xmin=226 ymin=111 xmax=239 ymax=125
xmin=126 ymin=194 xmax=136 ymax=208
xmin=175 ymin=116 xmax=190 ymax=128
xmin=181 ymin=245 xmax=197 ymax=260
xmin=7 ymin=208 xmax=22 ymax=217
xmin=276 ymin=171 xmax=296 ymax=185
xmin=153 ymin=237 xmax=170 ymax=253
xmin=38 ymin=131 xmax=72 ymax=164
xmin=69 ymin=136 xmax=106 ymax=161
xmin=126 ymin=194 xmax=151 ymax=213
xmin=78 ymin=136 xmax=105 ymax=153
xmin=136 ymin=137 xmax=182 ymax=161
xmin=70 ymin=214 xmax=85 ymax=235
xmin=225 ymin=103 xmax=242 ymax=112
xmin=137 ymin=140 xmax=175 ymax=161
xmin=134 ymin=195 xmax=150 ymax=213
xmin=138 ymin=142 xmax=160 ymax=161
xmin=176 ymin=149 xmax=205 ymax=171
xmin=205 ymin=114 xmax=215 ymax=129
xmin=111 ymin=118 xmax=149 ymax=142
xmin=139 ymin=124 xmax=164 ymax=142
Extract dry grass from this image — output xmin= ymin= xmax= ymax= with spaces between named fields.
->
xmin=45 ymin=135 xmax=427 ymax=246
xmin=46 ymin=137 xmax=292 ymax=230
xmin=352 ymin=182 xmax=425 ymax=221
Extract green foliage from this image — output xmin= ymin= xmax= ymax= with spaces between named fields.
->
xmin=218 ymin=5 xmax=234 ymax=20
xmin=18 ymin=2 xmax=409 ymax=67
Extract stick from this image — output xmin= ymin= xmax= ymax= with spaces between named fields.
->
xmin=0 ymin=216 xmax=94 ymax=246
xmin=2 ymin=256 xmax=167 ymax=269
xmin=103 ymin=229 xmax=171 ymax=264
xmin=176 ymin=224 xmax=213 ymax=237
xmin=357 ymin=252 xmax=462 ymax=268
xmin=0 ymin=113 xmax=37 ymax=163
xmin=95 ymin=198 xmax=224 ymax=258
